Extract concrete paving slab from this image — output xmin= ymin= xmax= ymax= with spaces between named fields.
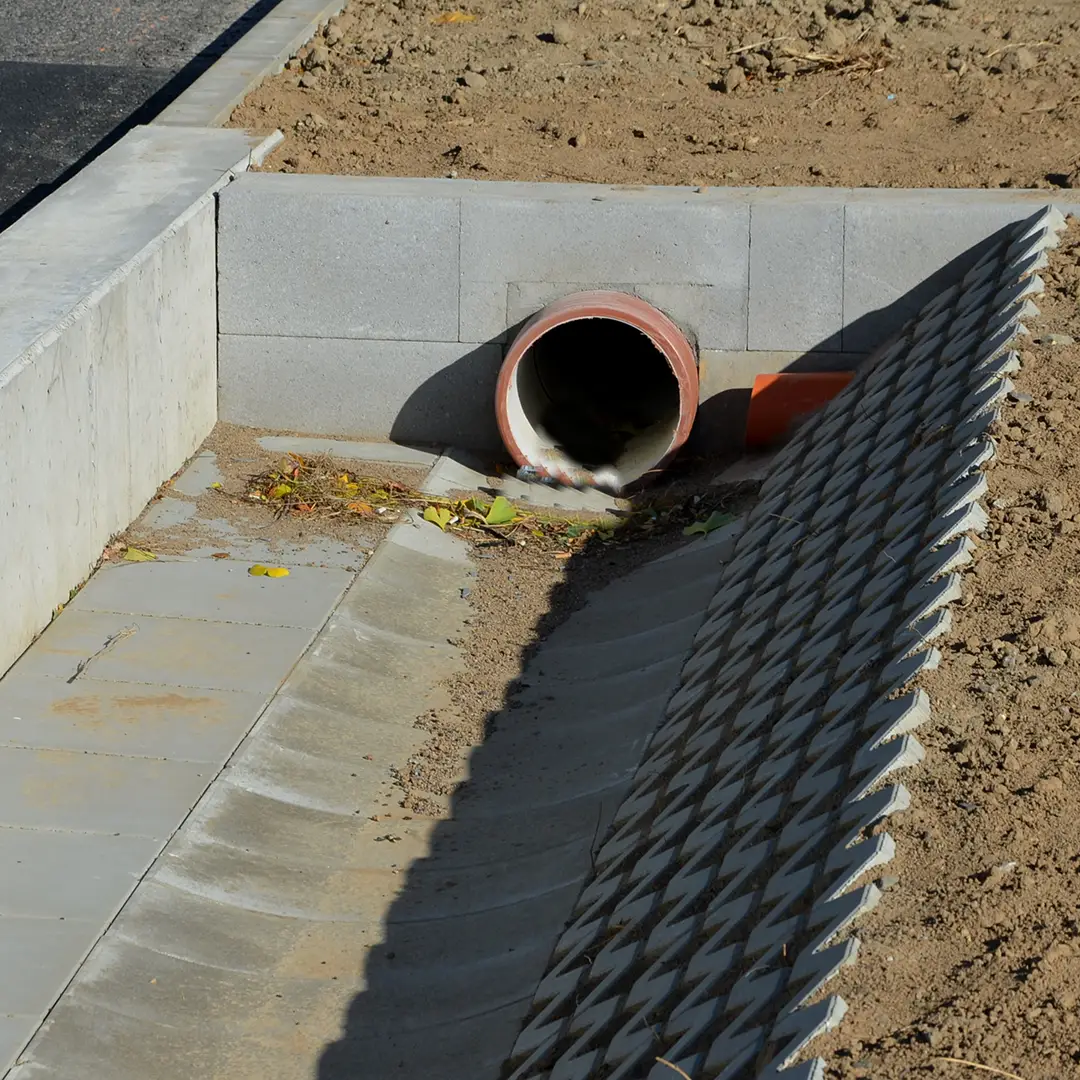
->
xmin=139 ymin=498 xmax=198 ymax=530
xmin=0 ymin=747 xmax=211 ymax=837
xmin=422 ymin=448 xmax=623 ymax=514
xmin=67 ymin=560 xmax=350 ymax=630
xmin=257 ymin=436 xmax=441 ymax=467
xmin=0 ymin=674 xmax=268 ymax=762
xmin=12 ymin=610 xmax=314 ymax=694
xmin=0 ymin=1019 xmax=32 ymax=1077
xmin=0 ymin=917 xmax=105 ymax=1018
xmin=168 ymin=451 xmax=223 ymax=496
xmin=0 ymin=828 xmax=159 ymax=922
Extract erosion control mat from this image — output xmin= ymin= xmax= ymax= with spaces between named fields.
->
xmin=818 ymin=222 xmax=1080 ymax=1078
xmin=229 ymin=0 xmax=1080 ymax=189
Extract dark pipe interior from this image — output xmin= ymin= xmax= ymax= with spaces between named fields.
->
xmin=520 ymin=318 xmax=681 ymax=469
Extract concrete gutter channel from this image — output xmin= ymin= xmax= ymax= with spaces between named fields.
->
xmin=1 ymin=4 xmax=1079 ymax=1078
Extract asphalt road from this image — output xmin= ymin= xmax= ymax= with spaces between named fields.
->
xmin=0 ymin=0 xmax=280 ymax=230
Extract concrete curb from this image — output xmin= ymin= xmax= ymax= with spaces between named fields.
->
xmin=152 ymin=0 xmax=345 ymax=128
xmin=0 ymin=126 xmax=278 ymax=680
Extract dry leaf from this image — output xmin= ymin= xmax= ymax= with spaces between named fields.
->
xmin=123 ymin=547 xmax=156 ymax=562
xmin=433 ymin=9 xmax=477 ymax=22
xmin=211 ymin=552 xmax=231 ymax=559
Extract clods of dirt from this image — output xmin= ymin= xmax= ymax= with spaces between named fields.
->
xmin=230 ymin=0 xmax=1080 ymax=190
xmin=818 ymin=220 xmax=1080 ymax=1079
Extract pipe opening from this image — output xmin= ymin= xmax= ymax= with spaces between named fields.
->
xmin=496 ymin=291 xmax=699 ymax=492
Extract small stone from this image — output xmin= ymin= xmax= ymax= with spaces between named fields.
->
xmin=720 ymin=65 xmax=745 ymax=93
xmin=552 ymin=20 xmax=576 ymax=44
xmin=947 ymin=55 xmax=965 ymax=71
xmin=632 ymin=127 xmax=647 ymax=138
xmin=683 ymin=25 xmax=707 ymax=45
xmin=462 ymin=70 xmax=488 ymax=88
xmin=568 ymin=133 xmax=587 ymax=148
xmin=1008 ymin=390 xmax=1034 ymax=403
xmin=1037 ymin=333 xmax=1076 ymax=346
xmin=738 ymin=51 xmax=769 ymax=74
xmin=810 ymin=163 xmax=825 ymax=176
xmin=1011 ymin=46 xmax=1037 ymax=72
xmin=1037 ymin=776 xmax=1064 ymax=794
xmin=1048 ymin=648 xmax=1069 ymax=667
xmin=1046 ymin=942 xmax=1073 ymax=963
xmin=299 ymin=73 xmax=320 ymax=89
xmin=325 ymin=26 xmax=344 ymax=46
xmin=305 ymin=45 xmax=330 ymax=70
xmin=876 ymin=874 xmax=900 ymax=890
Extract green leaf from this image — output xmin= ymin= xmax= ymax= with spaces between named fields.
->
xmin=683 ymin=510 xmax=736 ymax=538
xmin=123 ymin=547 xmax=156 ymax=562
xmin=484 ymin=495 xmax=516 ymax=526
xmin=423 ymin=505 xmax=453 ymax=531
xmin=564 ymin=522 xmax=588 ymax=539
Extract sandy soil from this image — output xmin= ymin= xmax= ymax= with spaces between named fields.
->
xmin=816 ymin=220 xmax=1080 ymax=1079
xmin=230 ymin=0 xmax=1080 ymax=189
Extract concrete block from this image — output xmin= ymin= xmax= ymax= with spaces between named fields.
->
xmin=459 ymin=192 xmax=749 ymax=349
xmin=219 ymin=335 xmax=503 ymax=450
xmin=0 ymin=829 xmax=159 ymax=922
xmin=503 ymin=280 xmax=739 ymax=352
xmin=257 ymin=435 xmax=441 ymax=467
xmin=0 ymin=919 xmax=99 ymax=1019
xmin=841 ymin=192 xmax=1080 ymax=352
xmin=12 ymin=609 xmax=313 ymax=695
xmin=0 ymin=126 xmax=268 ymax=680
xmin=68 ymin=560 xmax=351 ymax=630
xmin=749 ymin=199 xmax=844 ymax=351
xmin=0 ymin=747 xmax=210 ymax=837
xmin=0 ymin=674 xmax=268 ymax=762
xmin=217 ymin=175 xmax=461 ymax=341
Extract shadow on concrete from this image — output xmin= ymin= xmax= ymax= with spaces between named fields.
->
xmin=317 ymin=507 xmax=736 ymax=1080
xmin=387 ymin=223 xmax=1015 ymax=468
xmin=0 ymin=0 xmax=286 ymax=235
xmin=315 ymin=221 xmax=1018 ymax=1080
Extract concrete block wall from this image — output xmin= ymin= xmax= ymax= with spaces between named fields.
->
xmin=0 ymin=125 xmax=272 ymax=678
xmin=216 ymin=175 xmax=1078 ymax=451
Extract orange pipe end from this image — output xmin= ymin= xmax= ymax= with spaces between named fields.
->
xmin=745 ymin=372 xmax=855 ymax=449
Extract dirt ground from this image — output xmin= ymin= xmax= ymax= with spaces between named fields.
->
xmin=230 ymin=0 xmax=1080 ymax=189
xmin=816 ymin=223 xmax=1080 ymax=1079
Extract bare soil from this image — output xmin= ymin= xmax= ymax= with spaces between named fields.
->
xmin=817 ymin=222 xmax=1080 ymax=1078
xmin=230 ymin=0 xmax=1080 ymax=190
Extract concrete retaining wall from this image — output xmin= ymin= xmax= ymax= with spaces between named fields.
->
xmin=216 ymin=175 xmax=1078 ymax=450
xmin=0 ymin=125 xmax=274 ymax=678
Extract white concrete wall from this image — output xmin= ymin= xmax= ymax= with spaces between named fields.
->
xmin=0 ymin=125 xmax=274 ymax=677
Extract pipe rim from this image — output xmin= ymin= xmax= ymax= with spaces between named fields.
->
xmin=495 ymin=291 xmax=699 ymax=489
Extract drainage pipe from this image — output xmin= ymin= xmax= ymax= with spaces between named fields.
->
xmin=494 ymin=291 xmax=698 ymax=493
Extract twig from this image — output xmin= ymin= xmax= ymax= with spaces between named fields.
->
xmin=933 ymin=1058 xmax=1026 ymax=1080
xmin=67 ymin=625 xmax=138 ymax=684
xmin=985 ymin=40 xmax=1054 ymax=59
xmin=656 ymin=1058 xmax=693 ymax=1080
xmin=725 ymin=35 xmax=793 ymax=56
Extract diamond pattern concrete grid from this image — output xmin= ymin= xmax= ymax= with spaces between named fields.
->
xmin=504 ymin=205 xmax=1068 ymax=1080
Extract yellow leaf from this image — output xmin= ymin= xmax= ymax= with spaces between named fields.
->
xmin=123 ymin=547 xmax=156 ymax=562
xmin=347 ymin=501 xmax=373 ymax=514
xmin=249 ymin=564 xmax=269 ymax=576
xmin=210 ymin=482 xmax=223 ymax=489
xmin=270 ymin=483 xmax=292 ymax=498
xmin=433 ymin=9 xmax=477 ymax=22
xmin=423 ymin=505 xmax=453 ymax=531
xmin=266 ymin=567 xmax=290 ymax=578
xmin=485 ymin=495 xmax=516 ymax=526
